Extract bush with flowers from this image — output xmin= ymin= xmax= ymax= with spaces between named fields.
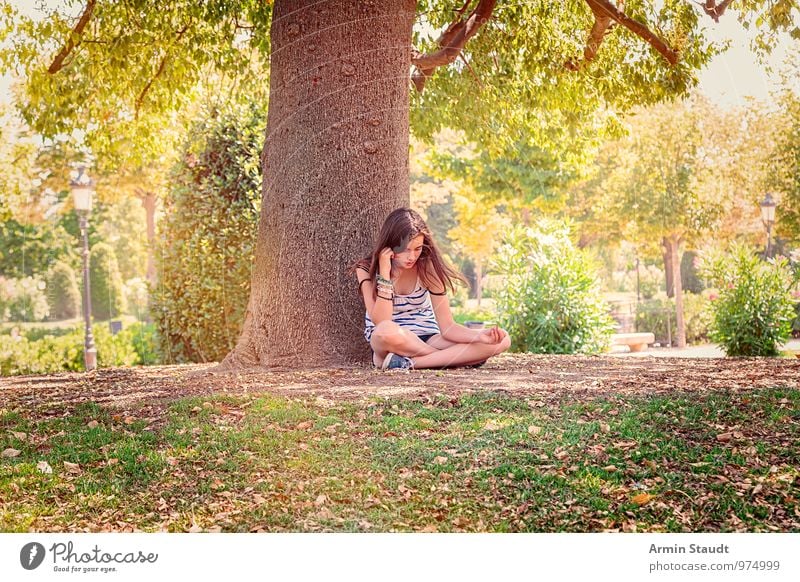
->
xmin=698 ymin=243 xmax=799 ymax=357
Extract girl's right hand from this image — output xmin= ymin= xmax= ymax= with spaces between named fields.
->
xmin=379 ymin=247 xmax=394 ymax=271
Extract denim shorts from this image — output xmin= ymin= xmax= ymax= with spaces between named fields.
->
xmin=365 ymin=331 xmax=437 ymax=345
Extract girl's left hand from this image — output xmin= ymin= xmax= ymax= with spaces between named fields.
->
xmin=477 ymin=326 xmax=507 ymax=344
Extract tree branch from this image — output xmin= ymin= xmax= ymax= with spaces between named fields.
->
xmin=701 ymin=0 xmax=734 ymax=23
xmin=566 ymin=3 xmax=614 ymax=71
xmin=135 ymin=54 xmax=169 ymax=119
xmin=411 ymin=0 xmax=497 ymax=93
xmin=134 ymin=25 xmax=189 ymax=119
xmin=567 ymin=0 xmax=679 ymax=71
xmin=48 ymin=0 xmax=97 ymax=74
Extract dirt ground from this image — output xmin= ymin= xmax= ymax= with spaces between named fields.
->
xmin=2 ymin=354 xmax=799 ymax=422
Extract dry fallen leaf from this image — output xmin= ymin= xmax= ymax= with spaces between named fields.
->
xmin=600 ymin=423 xmax=611 ymax=433
xmin=1 ymin=448 xmax=21 ymax=458
xmin=716 ymin=432 xmax=733 ymax=442
xmin=632 ymin=493 xmax=653 ymax=506
xmin=315 ymin=494 xmax=328 ymax=506
xmin=87 ymin=421 xmax=99 ymax=429
xmin=296 ymin=421 xmax=313 ymax=430
xmin=527 ymin=425 xmax=542 ymax=435
xmin=433 ymin=456 xmax=448 ymax=465
xmin=643 ymin=459 xmax=658 ymax=471
xmin=37 ymin=461 xmax=53 ymax=474
xmin=64 ymin=461 xmax=81 ymax=474
xmin=483 ymin=419 xmax=502 ymax=431
xmin=603 ymin=465 xmax=618 ymax=472
xmin=10 ymin=431 xmax=27 ymax=441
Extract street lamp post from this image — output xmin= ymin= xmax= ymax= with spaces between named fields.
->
xmin=71 ymin=167 xmax=97 ymax=371
xmin=760 ymin=193 xmax=777 ymax=259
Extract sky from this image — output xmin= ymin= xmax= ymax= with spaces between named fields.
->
xmin=696 ymin=14 xmax=793 ymax=107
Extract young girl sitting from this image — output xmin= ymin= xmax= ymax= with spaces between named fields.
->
xmin=351 ymin=207 xmax=511 ymax=370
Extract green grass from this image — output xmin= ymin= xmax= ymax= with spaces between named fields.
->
xmin=1 ymin=387 xmax=798 ymax=532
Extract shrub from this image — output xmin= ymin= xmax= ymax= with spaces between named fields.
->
xmin=47 ymin=261 xmax=81 ymax=320
xmin=699 ymin=243 xmax=798 ymax=357
xmin=0 ymin=322 xmax=162 ymax=375
xmin=491 ymin=220 xmax=614 ymax=354
xmin=125 ymin=322 xmax=161 ymax=365
xmin=681 ymin=250 xmax=705 ymax=294
xmin=610 ymin=264 xmax=663 ymax=299
xmin=90 ymin=243 xmax=127 ymax=320
xmin=7 ymin=277 xmax=49 ymax=322
xmin=0 ymin=277 xmax=12 ymax=321
xmin=123 ymin=277 xmax=150 ymax=319
xmin=635 ymin=292 xmax=712 ymax=345
xmin=639 ymin=264 xmax=664 ymax=300
xmin=152 ymin=102 xmax=265 ymax=363
xmin=0 ymin=332 xmax=83 ymax=375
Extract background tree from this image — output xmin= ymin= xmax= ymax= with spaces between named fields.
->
xmin=447 ymin=189 xmax=510 ymax=305
xmin=579 ymin=97 xmax=728 ymax=347
xmin=89 ymin=242 xmax=126 ymax=320
xmin=769 ymin=50 xmax=800 ymax=245
xmin=152 ymin=102 xmax=265 ymax=363
xmin=46 ymin=260 xmax=80 ymax=320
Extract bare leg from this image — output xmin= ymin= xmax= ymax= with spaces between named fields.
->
xmin=410 ymin=338 xmax=510 ymax=369
xmin=369 ymin=321 xmax=439 ymax=366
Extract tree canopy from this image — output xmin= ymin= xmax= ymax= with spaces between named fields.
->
xmin=4 ymin=0 xmax=797 ymax=172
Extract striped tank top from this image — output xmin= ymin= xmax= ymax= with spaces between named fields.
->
xmin=364 ymin=275 xmax=440 ymax=342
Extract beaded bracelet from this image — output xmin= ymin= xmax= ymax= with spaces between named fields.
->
xmin=376 ymin=274 xmax=392 ymax=285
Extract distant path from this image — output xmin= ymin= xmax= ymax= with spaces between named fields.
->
xmin=2 ymin=354 xmax=798 ymax=424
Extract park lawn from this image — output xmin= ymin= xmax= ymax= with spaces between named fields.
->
xmin=1 ymin=386 xmax=798 ymax=532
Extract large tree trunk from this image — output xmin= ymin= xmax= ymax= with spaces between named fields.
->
xmin=220 ymin=0 xmax=416 ymax=369
xmin=664 ymin=234 xmax=686 ymax=348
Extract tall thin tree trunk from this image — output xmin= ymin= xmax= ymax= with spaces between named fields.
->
xmin=220 ymin=0 xmax=416 ymax=369
xmin=139 ymin=191 xmax=158 ymax=286
xmin=476 ymin=260 xmax=482 ymax=307
xmin=662 ymin=236 xmax=674 ymax=298
xmin=665 ymin=234 xmax=686 ymax=348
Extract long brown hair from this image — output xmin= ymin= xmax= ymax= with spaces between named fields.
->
xmin=348 ymin=208 xmax=469 ymax=298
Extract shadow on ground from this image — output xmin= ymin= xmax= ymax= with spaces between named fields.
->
xmin=2 ymin=354 xmax=798 ymax=423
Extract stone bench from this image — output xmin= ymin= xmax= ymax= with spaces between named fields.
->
xmin=611 ymin=332 xmax=655 ymax=352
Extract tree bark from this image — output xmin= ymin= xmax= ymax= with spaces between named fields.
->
xmin=220 ymin=0 xmax=416 ymax=370
xmin=664 ymin=234 xmax=686 ymax=348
